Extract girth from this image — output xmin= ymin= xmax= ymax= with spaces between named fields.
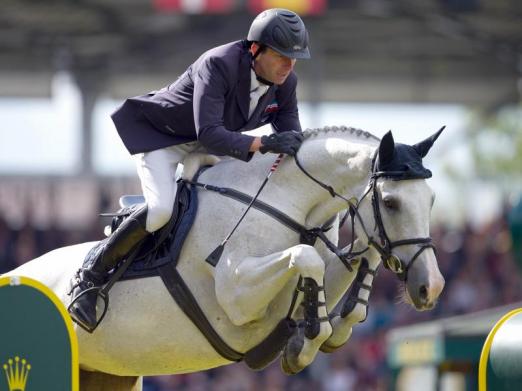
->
xmin=158 ymin=262 xmax=244 ymax=362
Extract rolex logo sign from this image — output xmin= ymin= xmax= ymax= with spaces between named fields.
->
xmin=3 ymin=357 xmax=31 ymax=391
xmin=0 ymin=276 xmax=78 ymax=390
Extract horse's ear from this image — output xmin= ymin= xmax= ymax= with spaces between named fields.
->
xmin=413 ymin=126 xmax=445 ymax=158
xmin=379 ymin=130 xmax=395 ymax=166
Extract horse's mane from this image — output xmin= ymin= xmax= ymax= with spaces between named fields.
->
xmin=194 ymin=125 xmax=381 ymax=185
xmin=302 ymin=125 xmax=380 ymax=144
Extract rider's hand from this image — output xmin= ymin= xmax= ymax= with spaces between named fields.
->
xmin=259 ymin=131 xmax=304 ymax=156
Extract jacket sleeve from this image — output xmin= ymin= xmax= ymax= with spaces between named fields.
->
xmin=271 ymin=73 xmax=302 ymax=134
xmin=193 ymin=56 xmax=255 ymax=161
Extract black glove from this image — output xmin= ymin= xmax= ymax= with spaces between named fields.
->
xmin=259 ymin=131 xmax=304 ymax=156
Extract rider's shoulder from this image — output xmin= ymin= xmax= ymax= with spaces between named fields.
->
xmin=196 ymin=41 xmax=246 ymax=75
xmin=200 ymin=41 xmax=245 ymax=64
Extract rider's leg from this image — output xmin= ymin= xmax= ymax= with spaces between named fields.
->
xmin=69 ymin=205 xmax=149 ymax=329
xmin=135 ymin=145 xmax=188 ymax=232
xmin=137 ymin=141 xmax=208 ymax=231
xmin=70 ymin=143 xmax=197 ymax=330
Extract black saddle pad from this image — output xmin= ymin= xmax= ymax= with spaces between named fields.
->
xmin=117 ymin=178 xmax=199 ymax=281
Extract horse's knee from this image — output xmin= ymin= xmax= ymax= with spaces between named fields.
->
xmin=218 ymin=296 xmax=265 ymax=326
xmin=215 ymin=283 xmax=266 ymax=326
xmin=290 ymin=245 xmax=325 ymax=280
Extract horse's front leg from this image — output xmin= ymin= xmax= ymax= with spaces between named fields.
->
xmin=215 ymin=244 xmax=332 ymax=373
xmin=280 ymin=273 xmax=333 ymax=375
xmin=321 ymin=248 xmax=381 ymax=353
xmin=215 ymin=245 xmax=327 ymax=326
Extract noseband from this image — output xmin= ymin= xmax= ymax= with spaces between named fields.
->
xmin=294 ymin=152 xmax=436 ymax=282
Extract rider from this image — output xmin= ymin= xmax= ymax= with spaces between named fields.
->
xmin=69 ymin=8 xmax=311 ymax=330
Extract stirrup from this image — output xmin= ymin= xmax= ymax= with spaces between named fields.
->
xmin=68 ymin=286 xmax=109 ymax=333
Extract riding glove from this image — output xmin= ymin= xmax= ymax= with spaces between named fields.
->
xmin=259 ymin=131 xmax=304 ymax=156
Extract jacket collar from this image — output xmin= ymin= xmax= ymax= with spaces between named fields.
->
xmin=243 ymin=87 xmax=276 ymax=129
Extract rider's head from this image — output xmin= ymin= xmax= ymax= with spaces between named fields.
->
xmin=247 ymin=8 xmax=310 ymax=85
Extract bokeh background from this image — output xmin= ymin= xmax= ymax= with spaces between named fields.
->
xmin=1 ymin=0 xmax=521 ymax=390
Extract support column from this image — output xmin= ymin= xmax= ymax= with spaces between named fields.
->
xmin=74 ymin=70 xmax=105 ymax=176
xmin=308 ymin=38 xmax=324 ymax=128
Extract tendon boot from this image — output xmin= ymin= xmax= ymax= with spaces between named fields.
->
xmin=69 ymin=205 xmax=149 ymax=331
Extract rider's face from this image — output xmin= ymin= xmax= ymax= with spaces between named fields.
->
xmin=251 ymin=44 xmax=296 ymax=85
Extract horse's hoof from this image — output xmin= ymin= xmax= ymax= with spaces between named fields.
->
xmin=281 ymin=354 xmax=301 ymax=375
xmin=281 ymin=352 xmax=298 ymax=375
xmin=319 ymin=341 xmax=342 ymax=354
xmin=281 ymin=331 xmax=305 ymax=375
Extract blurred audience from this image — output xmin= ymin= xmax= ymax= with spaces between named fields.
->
xmin=1 ymin=199 xmax=520 ymax=391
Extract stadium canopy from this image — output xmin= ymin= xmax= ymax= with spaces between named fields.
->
xmin=1 ymin=0 xmax=521 ymax=108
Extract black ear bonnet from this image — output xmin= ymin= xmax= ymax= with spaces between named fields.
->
xmin=374 ymin=127 xmax=445 ymax=180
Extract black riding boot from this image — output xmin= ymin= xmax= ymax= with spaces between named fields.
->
xmin=69 ymin=205 xmax=149 ymax=331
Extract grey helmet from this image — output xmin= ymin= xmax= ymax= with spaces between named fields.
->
xmin=247 ymin=8 xmax=310 ymax=59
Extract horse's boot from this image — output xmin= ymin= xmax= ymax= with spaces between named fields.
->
xmin=69 ymin=205 xmax=149 ymax=331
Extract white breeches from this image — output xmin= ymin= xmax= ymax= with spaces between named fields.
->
xmin=134 ymin=142 xmax=206 ymax=232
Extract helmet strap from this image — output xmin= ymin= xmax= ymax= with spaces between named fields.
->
xmin=251 ymin=43 xmax=265 ymax=60
xmin=255 ymin=72 xmax=274 ymax=86
xmin=250 ymin=44 xmax=274 ymax=86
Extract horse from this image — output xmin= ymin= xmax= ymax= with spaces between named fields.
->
xmin=3 ymin=126 xmax=445 ymax=390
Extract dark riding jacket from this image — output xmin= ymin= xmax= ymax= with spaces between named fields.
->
xmin=111 ymin=40 xmax=302 ymax=161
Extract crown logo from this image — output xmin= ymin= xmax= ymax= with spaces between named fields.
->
xmin=3 ymin=356 xmax=31 ymax=391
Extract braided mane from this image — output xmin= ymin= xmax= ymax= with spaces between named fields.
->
xmin=302 ymin=125 xmax=380 ymax=143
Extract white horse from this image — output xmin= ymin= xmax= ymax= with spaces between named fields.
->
xmin=3 ymin=126 xmax=445 ymax=390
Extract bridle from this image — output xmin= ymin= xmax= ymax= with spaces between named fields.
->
xmin=294 ymin=150 xmax=436 ymax=282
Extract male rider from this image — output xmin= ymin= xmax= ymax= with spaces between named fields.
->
xmin=69 ymin=8 xmax=310 ymax=331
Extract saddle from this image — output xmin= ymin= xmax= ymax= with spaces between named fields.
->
xmin=99 ymin=178 xmax=197 ymax=281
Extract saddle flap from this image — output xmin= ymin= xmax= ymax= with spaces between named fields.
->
xmin=119 ymin=195 xmax=145 ymax=208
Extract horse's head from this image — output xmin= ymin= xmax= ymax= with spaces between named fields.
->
xmin=359 ymin=129 xmax=445 ymax=310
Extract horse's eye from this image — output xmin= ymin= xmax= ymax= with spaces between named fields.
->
xmin=383 ymin=196 xmax=399 ymax=210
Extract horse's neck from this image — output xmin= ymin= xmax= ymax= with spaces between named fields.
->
xmin=200 ymin=132 xmax=377 ymax=226
xmin=300 ymin=136 xmax=377 ymax=227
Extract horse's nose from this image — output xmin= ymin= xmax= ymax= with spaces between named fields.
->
xmin=416 ymin=276 xmax=445 ymax=309
xmin=419 ymin=285 xmax=429 ymax=303
xmin=407 ymin=282 xmax=434 ymax=310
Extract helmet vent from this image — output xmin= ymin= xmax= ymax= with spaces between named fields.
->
xmin=273 ymin=26 xmax=291 ymax=49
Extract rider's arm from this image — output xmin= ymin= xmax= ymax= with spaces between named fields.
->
xmin=193 ymin=56 xmax=256 ymax=161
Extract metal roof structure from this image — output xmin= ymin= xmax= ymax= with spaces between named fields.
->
xmin=1 ymin=0 xmax=521 ymax=108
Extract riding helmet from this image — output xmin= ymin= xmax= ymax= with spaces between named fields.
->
xmin=247 ymin=8 xmax=311 ymax=59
